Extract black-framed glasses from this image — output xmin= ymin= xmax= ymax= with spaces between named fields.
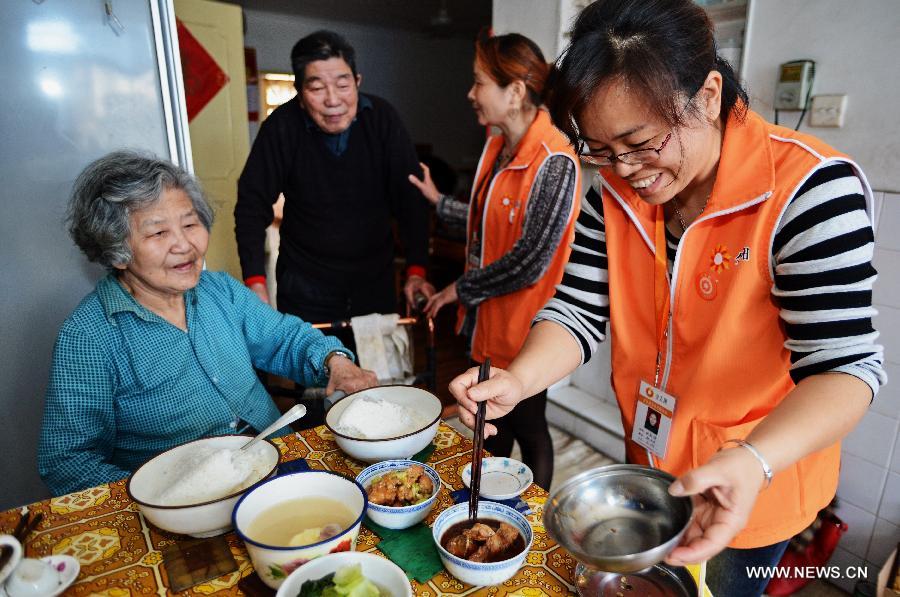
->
xmin=576 ymin=132 xmax=672 ymax=166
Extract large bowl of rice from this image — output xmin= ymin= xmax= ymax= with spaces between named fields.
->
xmin=325 ymin=386 xmax=442 ymax=463
xmin=127 ymin=434 xmax=280 ymax=537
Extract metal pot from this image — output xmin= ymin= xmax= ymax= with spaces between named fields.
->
xmin=575 ymin=562 xmax=698 ymax=596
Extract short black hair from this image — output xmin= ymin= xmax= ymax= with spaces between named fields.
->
xmin=290 ymin=30 xmax=357 ymax=87
xmin=547 ymin=0 xmax=749 ymax=146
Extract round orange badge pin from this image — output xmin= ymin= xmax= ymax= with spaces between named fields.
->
xmin=696 ymin=272 xmax=718 ymax=301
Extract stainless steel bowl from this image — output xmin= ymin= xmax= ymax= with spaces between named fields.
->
xmin=543 ymin=464 xmax=692 ymax=574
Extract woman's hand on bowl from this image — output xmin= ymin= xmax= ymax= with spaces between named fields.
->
xmin=326 ymin=357 xmax=378 ymax=395
xmin=665 ymin=446 xmax=768 ymax=566
xmin=449 ymin=366 xmax=524 ymax=437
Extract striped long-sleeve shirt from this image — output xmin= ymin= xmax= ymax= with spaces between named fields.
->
xmin=437 ymin=154 xmax=578 ymax=309
xmin=536 ymin=162 xmax=886 ymax=395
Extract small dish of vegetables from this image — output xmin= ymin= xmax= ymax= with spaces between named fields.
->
xmin=275 ymin=552 xmax=411 ymax=597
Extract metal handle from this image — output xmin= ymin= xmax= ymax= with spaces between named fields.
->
xmin=324 ymin=390 xmax=347 ymax=412
xmin=241 ymin=404 xmax=306 ymax=451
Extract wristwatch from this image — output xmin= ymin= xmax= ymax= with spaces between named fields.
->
xmin=323 ymin=350 xmax=353 ymax=377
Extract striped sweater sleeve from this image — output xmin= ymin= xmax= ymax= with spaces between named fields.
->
xmin=535 ymin=162 xmax=888 ymax=396
xmin=436 ymin=194 xmax=470 ymax=225
xmin=455 ymin=154 xmax=578 ymax=307
xmin=534 ymin=184 xmax=609 ymax=363
xmin=772 ymin=162 xmax=886 ymax=396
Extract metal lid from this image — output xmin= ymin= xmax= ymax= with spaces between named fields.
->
xmin=577 ymin=563 xmax=698 ymax=597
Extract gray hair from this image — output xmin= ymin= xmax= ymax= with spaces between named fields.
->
xmin=67 ymin=150 xmax=214 ymax=269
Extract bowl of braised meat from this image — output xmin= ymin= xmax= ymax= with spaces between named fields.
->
xmin=431 ymin=501 xmax=533 ymax=586
xmin=356 ymin=460 xmax=441 ymax=530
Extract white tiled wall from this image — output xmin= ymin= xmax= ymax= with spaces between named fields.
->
xmin=570 ymin=338 xmax=615 ymax=404
xmin=830 ymin=190 xmax=900 ymax=592
xmin=551 ymin=190 xmax=900 ymax=593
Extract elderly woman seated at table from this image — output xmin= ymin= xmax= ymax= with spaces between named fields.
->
xmin=38 ymin=151 xmax=377 ymax=496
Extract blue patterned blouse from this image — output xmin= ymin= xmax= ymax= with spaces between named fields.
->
xmin=38 ymin=271 xmax=346 ymax=495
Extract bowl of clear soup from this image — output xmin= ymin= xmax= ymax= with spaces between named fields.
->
xmin=233 ymin=470 xmax=368 ymax=589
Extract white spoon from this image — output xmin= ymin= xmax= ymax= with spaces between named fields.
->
xmin=241 ymin=404 xmax=307 ymax=451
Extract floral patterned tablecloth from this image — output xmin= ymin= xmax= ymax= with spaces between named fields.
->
xmin=1 ymin=423 xmax=580 ymax=596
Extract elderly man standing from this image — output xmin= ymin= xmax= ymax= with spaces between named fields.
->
xmin=235 ymin=30 xmax=433 ymax=346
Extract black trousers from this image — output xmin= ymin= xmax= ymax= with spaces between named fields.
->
xmin=482 ymin=387 xmax=554 ymax=489
xmin=276 ymin=263 xmax=396 ymax=352
xmin=272 ymin=263 xmax=395 ymax=428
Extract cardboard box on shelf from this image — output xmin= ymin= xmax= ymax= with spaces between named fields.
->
xmin=878 ymin=544 xmax=900 ymax=597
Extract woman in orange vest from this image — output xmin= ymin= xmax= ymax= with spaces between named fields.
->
xmin=449 ymin=1 xmax=884 ymax=595
xmin=409 ymin=33 xmax=581 ymax=488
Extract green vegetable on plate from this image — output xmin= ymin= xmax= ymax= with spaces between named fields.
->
xmin=297 ymin=563 xmax=382 ymax=597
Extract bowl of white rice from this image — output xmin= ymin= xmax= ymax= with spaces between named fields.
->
xmin=325 ymin=386 xmax=442 ymax=463
xmin=127 ymin=434 xmax=280 ymax=537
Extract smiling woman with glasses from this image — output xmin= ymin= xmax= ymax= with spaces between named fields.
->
xmin=447 ymin=1 xmax=884 ymax=596
xmin=576 ymin=131 xmax=672 ymax=166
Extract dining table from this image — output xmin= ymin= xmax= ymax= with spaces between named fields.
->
xmin=1 ymin=423 xmax=586 ymax=596
xmin=2 ymin=422 xmax=710 ymax=596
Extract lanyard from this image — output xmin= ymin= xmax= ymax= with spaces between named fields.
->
xmin=468 ymin=167 xmax=492 ymax=247
xmin=653 ymin=205 xmax=671 ymax=386
xmin=468 ymin=150 xmax=509 ymax=249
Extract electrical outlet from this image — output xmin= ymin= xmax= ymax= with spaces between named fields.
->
xmin=810 ymin=94 xmax=847 ymax=127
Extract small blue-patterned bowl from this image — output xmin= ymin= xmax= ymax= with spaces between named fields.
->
xmin=431 ymin=502 xmax=533 ymax=586
xmin=461 ymin=457 xmax=534 ymax=499
xmin=356 ymin=460 xmax=441 ymax=530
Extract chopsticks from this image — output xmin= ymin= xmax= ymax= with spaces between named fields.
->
xmin=11 ymin=507 xmax=29 ymax=540
xmin=12 ymin=509 xmax=43 ymax=544
xmin=468 ymin=358 xmax=491 ymax=521
xmin=698 ymin=559 xmax=707 ymax=597
xmin=21 ymin=512 xmax=43 ymax=542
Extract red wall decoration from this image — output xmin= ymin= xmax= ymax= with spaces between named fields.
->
xmin=177 ymin=19 xmax=229 ymax=122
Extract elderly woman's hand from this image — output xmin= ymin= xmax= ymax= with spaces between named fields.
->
xmin=664 ymin=445 xmax=768 ymax=566
xmin=325 ymin=355 xmax=378 ymax=396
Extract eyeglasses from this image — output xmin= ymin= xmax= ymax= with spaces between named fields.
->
xmin=576 ymin=132 xmax=672 ymax=167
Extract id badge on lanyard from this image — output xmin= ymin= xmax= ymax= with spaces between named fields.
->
xmin=632 ymin=381 xmax=676 ymax=459
xmin=631 ymin=206 xmax=678 ymax=461
xmin=467 ymin=166 xmax=493 ymax=269
xmin=468 ymin=233 xmax=481 ymax=268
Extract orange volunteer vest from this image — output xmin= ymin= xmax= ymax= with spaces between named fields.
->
xmin=599 ymin=108 xmax=874 ymax=548
xmin=458 ymin=109 xmax=581 ymax=368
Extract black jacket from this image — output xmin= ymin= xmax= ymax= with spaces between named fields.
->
xmin=235 ymin=94 xmax=428 ymax=291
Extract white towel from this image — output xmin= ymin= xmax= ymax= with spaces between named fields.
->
xmin=350 ymin=313 xmax=413 ymax=383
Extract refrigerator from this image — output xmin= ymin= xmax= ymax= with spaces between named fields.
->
xmin=0 ymin=0 xmax=191 ymax=509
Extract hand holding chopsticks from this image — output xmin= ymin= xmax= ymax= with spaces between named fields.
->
xmin=468 ymin=358 xmax=491 ymax=521
xmin=449 ymin=363 xmax=526 ymax=435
